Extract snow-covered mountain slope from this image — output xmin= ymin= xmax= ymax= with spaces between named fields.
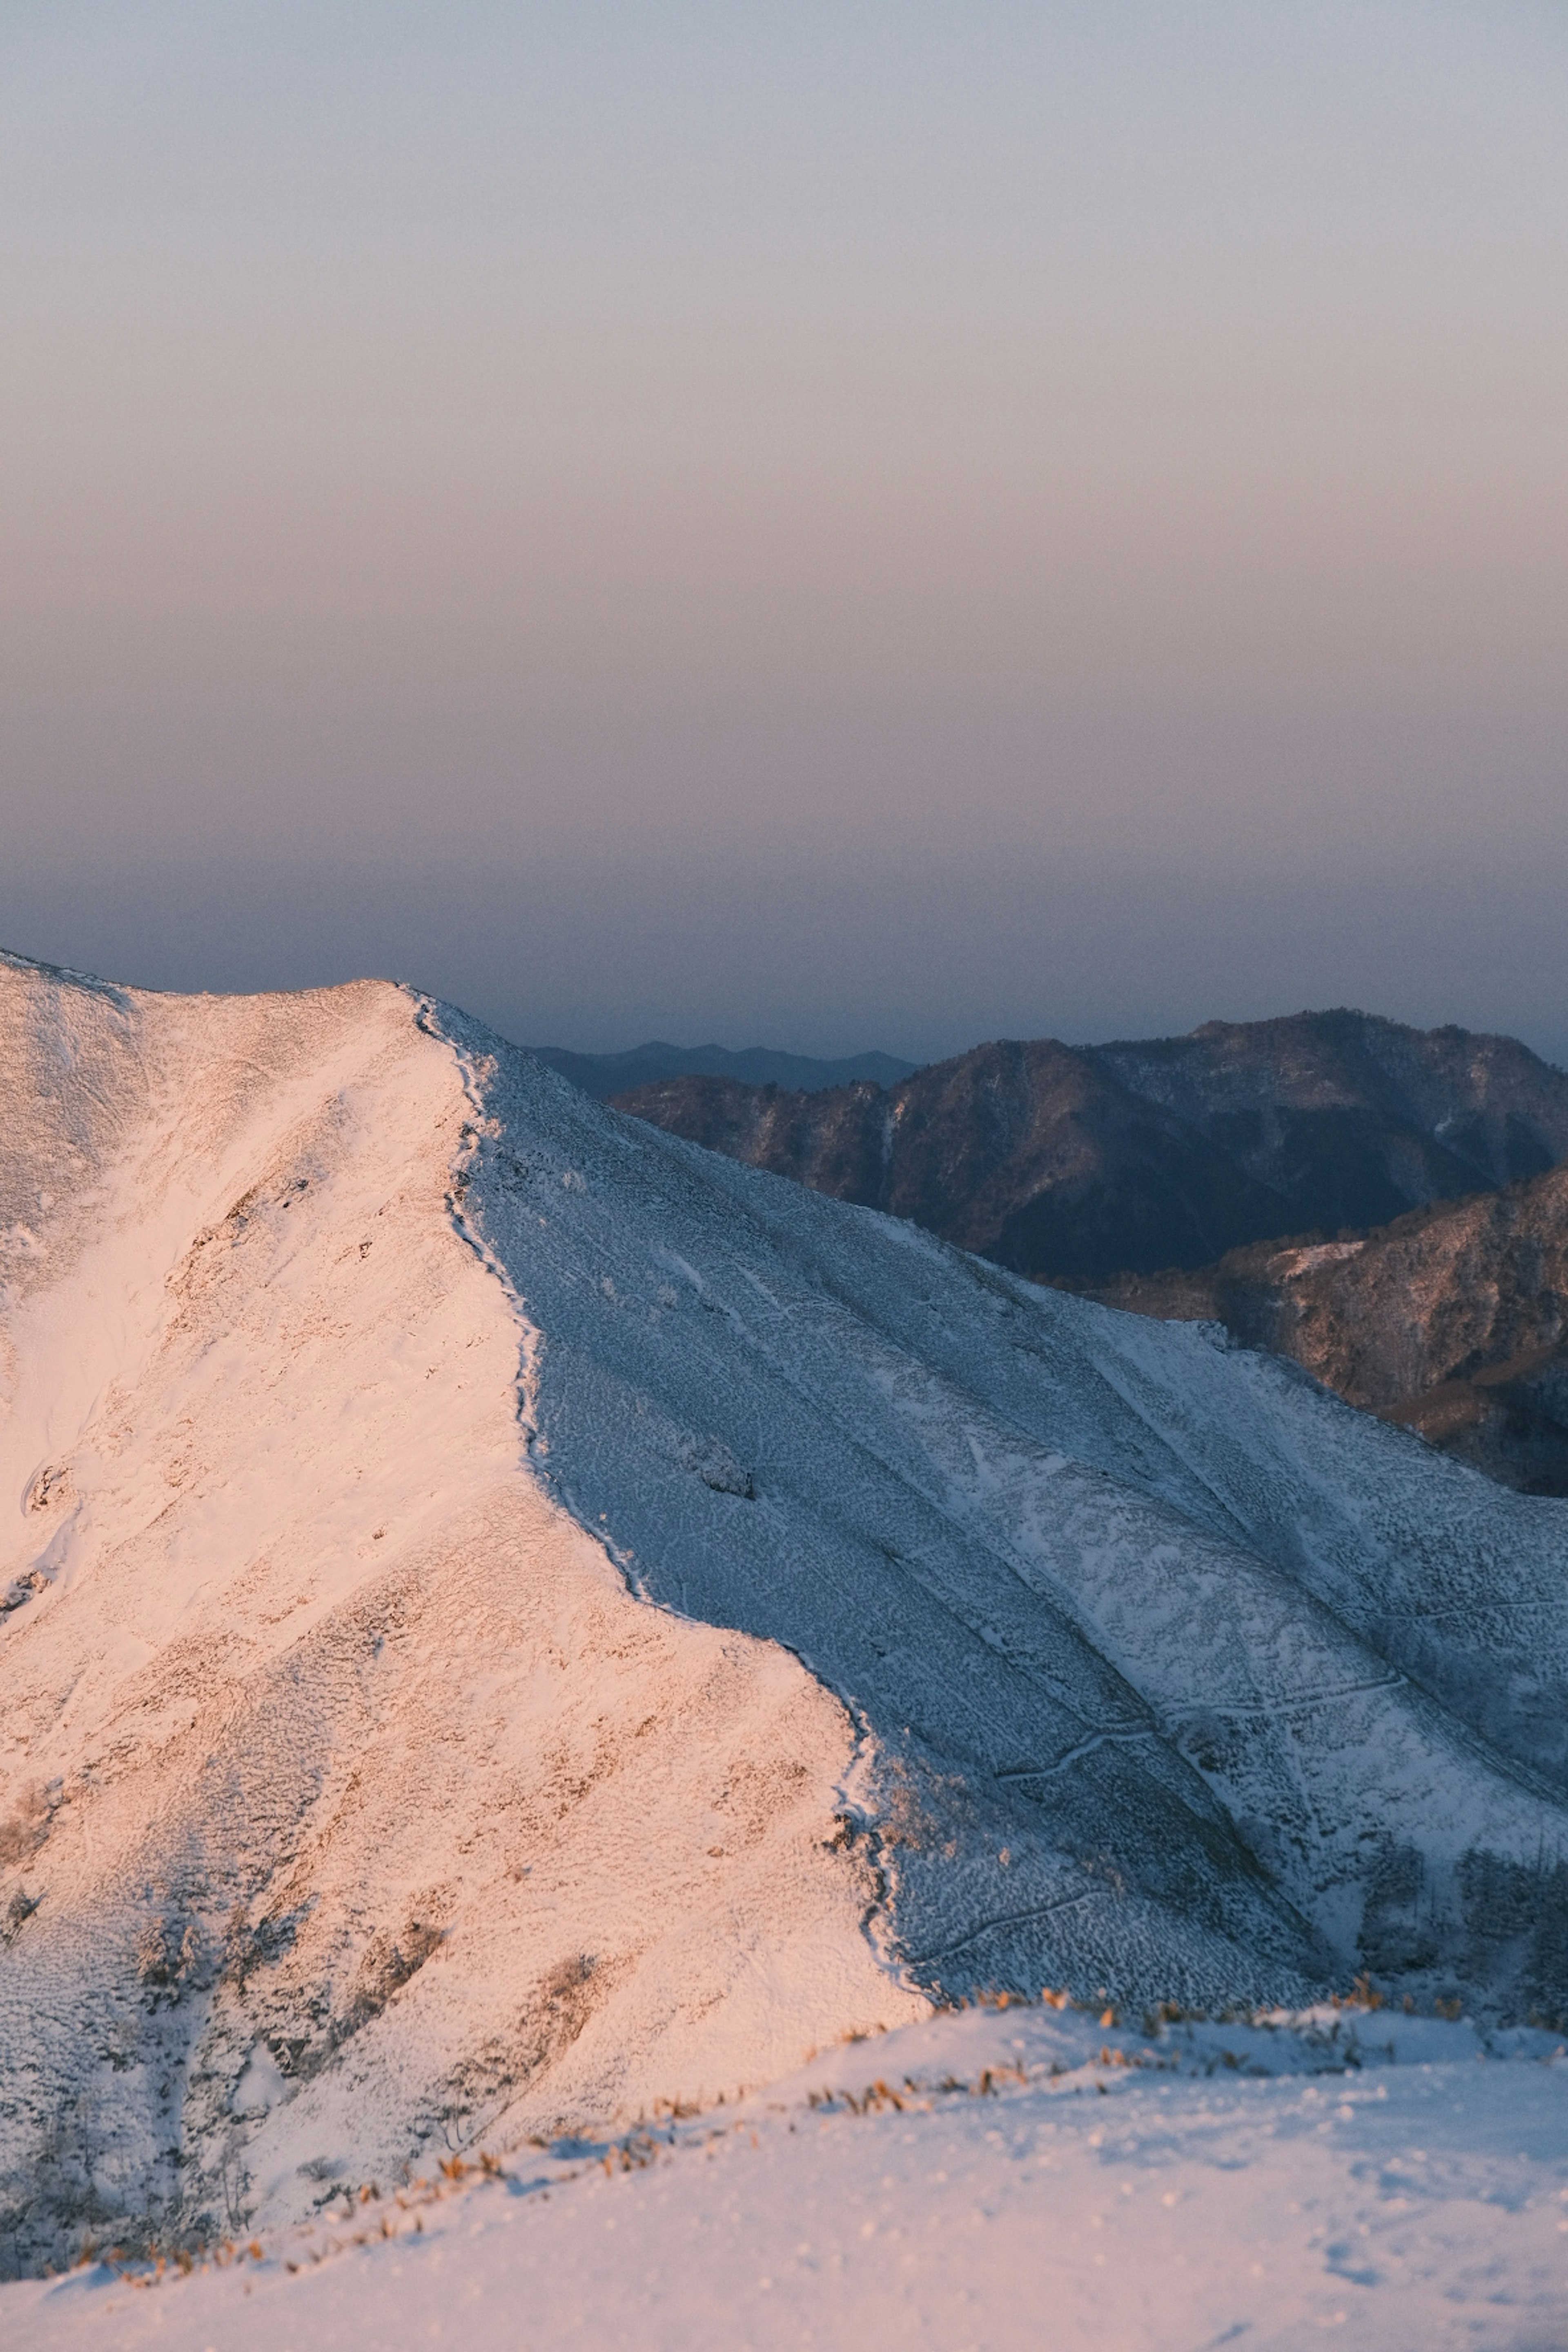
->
xmin=2 ymin=952 xmax=1566 ymax=2276
xmin=9 ymin=2002 xmax=1568 ymax=2352
xmin=0 ymin=955 xmax=921 ymax=2276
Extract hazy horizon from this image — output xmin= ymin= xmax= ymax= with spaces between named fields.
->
xmin=4 ymin=4 xmax=1565 ymax=1066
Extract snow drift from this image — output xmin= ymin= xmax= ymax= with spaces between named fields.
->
xmin=1 ymin=952 xmax=1565 ymax=2274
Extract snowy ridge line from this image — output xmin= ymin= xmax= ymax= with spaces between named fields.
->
xmin=454 ymin=1010 xmax=1568 ymax=2011
xmin=431 ymin=991 xmax=930 ymax=2008
xmin=419 ymin=1000 xmax=924 ymax=2009
xmin=523 ymin=1419 xmax=917 ymax=2013
xmin=424 ymin=988 xmax=936 ymax=2031
xmin=6 ymin=958 xmax=1568 ymax=2294
xmin=1 ymin=963 xmax=929 ymax=2278
xmin=0 ymin=944 xmax=134 ymax=1007
xmin=411 ymin=994 xmax=545 ymax=1453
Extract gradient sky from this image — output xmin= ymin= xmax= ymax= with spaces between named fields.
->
xmin=3 ymin=2 xmax=1566 ymax=1061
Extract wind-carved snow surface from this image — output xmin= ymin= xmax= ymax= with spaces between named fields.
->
xmin=1 ymin=954 xmax=1566 ymax=2287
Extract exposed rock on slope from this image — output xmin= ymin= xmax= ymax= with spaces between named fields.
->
xmin=614 ymin=1011 xmax=1568 ymax=1283
xmin=3 ymin=956 xmax=1568 ymax=2276
xmin=1094 ymin=1166 xmax=1568 ymax=1494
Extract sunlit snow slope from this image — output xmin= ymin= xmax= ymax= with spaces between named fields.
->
xmin=2 ymin=953 xmax=1566 ymax=2276
xmin=10 ymin=2004 xmax=1568 ymax=2352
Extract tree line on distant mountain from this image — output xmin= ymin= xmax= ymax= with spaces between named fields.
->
xmin=598 ymin=1010 xmax=1568 ymax=1495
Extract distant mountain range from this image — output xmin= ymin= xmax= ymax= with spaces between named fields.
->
xmin=530 ymin=1040 xmax=918 ymax=1099
xmin=608 ymin=1010 xmax=1568 ymax=1490
xmin=610 ymin=1010 xmax=1568 ymax=1279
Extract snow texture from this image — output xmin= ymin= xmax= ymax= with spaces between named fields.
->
xmin=2 ymin=951 xmax=1566 ymax=2288
xmin=7 ymin=2002 xmax=1567 ymax=2352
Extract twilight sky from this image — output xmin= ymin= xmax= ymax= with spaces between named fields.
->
xmin=3 ymin=2 xmax=1566 ymax=1062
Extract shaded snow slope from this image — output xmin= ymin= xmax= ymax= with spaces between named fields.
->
xmin=2 ymin=954 xmax=1567 ymax=2280
xmin=8 ymin=2002 xmax=1567 ymax=2352
xmin=451 ymin=1006 xmax=1568 ymax=2003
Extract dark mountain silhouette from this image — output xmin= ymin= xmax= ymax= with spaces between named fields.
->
xmin=612 ymin=1011 xmax=1568 ymax=1287
xmin=531 ymin=1040 xmax=917 ymax=1100
xmin=1093 ymin=1166 xmax=1568 ymax=1496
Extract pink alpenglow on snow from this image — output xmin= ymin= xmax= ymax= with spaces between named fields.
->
xmin=1 ymin=950 xmax=1566 ymax=2346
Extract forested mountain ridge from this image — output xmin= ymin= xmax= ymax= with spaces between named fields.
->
xmin=614 ymin=1010 xmax=1568 ymax=1284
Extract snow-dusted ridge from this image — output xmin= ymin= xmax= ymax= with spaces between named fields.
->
xmin=1 ymin=954 xmax=1566 ymax=2278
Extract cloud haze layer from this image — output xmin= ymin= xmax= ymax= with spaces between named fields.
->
xmin=3 ymin=4 xmax=1565 ymax=1058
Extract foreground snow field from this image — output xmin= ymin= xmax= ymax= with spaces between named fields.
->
xmin=7 ymin=2002 xmax=1566 ymax=2352
xmin=2 ymin=950 xmax=1567 ymax=2308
